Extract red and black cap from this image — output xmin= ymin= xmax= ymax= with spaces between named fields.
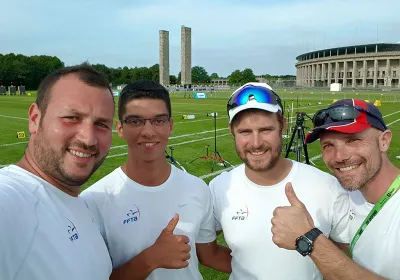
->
xmin=305 ymin=99 xmax=387 ymax=144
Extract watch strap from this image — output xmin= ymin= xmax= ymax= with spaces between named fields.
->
xmin=304 ymin=227 xmax=322 ymax=242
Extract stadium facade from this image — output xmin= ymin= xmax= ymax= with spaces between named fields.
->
xmin=296 ymin=43 xmax=400 ymax=88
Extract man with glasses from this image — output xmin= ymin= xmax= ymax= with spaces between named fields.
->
xmin=272 ymin=99 xmax=399 ymax=279
xmin=209 ymin=82 xmax=350 ymax=279
xmin=81 ymin=80 xmax=231 ymax=280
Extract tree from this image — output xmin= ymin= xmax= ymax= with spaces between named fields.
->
xmin=131 ymin=67 xmax=152 ymax=81
xmin=228 ymin=68 xmax=256 ymax=86
xmin=228 ymin=69 xmax=242 ymax=85
xmin=264 ymin=74 xmax=273 ymax=80
xmin=191 ymin=66 xmax=210 ymax=84
xmin=92 ymin=64 xmax=112 ymax=82
xmin=111 ymin=67 xmax=123 ymax=84
xmin=170 ymin=75 xmax=177 ymax=84
xmin=0 ymin=52 xmax=294 ymax=90
xmin=241 ymin=68 xmax=256 ymax=84
xmin=177 ymin=72 xmax=181 ymax=84
xmin=149 ymin=64 xmax=159 ymax=82
xmin=120 ymin=66 xmax=132 ymax=83
xmin=0 ymin=53 xmax=63 ymax=89
xmin=210 ymin=72 xmax=219 ymax=80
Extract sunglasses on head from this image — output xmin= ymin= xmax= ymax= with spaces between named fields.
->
xmin=312 ymin=105 xmax=387 ymax=129
xmin=227 ymin=85 xmax=283 ymax=114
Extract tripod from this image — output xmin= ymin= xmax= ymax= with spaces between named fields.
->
xmin=188 ymin=112 xmax=234 ymax=171
xmin=284 ymin=112 xmax=311 ymax=164
xmin=188 ymin=145 xmax=211 ymax=164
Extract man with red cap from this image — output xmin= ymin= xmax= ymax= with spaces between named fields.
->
xmin=272 ymin=99 xmax=399 ymax=279
xmin=209 ymin=83 xmax=351 ymax=280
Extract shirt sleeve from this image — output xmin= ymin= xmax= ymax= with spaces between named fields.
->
xmin=208 ymin=178 xmax=222 ymax=232
xmin=329 ymin=179 xmax=351 ymax=243
xmin=196 ymin=182 xmax=217 ymax=243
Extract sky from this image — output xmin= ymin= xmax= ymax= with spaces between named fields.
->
xmin=1 ymin=0 xmax=399 ymax=77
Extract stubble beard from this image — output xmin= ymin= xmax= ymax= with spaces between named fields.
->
xmin=333 ymin=139 xmax=382 ymax=191
xmin=335 ymin=157 xmax=382 ymax=192
xmin=236 ymin=140 xmax=283 ymax=172
xmin=32 ymin=128 xmax=106 ymax=187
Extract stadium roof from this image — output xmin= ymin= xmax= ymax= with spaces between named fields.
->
xmin=296 ymin=43 xmax=400 ymax=61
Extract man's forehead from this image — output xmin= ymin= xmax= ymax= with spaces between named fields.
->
xmin=236 ymin=110 xmax=277 ymax=123
xmin=47 ymin=88 xmax=114 ymax=116
xmin=50 ymin=74 xmax=81 ymax=92
xmin=234 ymin=116 xmax=279 ymax=131
xmin=320 ymin=129 xmax=366 ymax=140
xmin=49 ymin=94 xmax=113 ymax=110
xmin=124 ymin=99 xmax=168 ymax=113
xmin=51 ymin=75 xmax=111 ymax=98
xmin=126 ymin=98 xmax=165 ymax=106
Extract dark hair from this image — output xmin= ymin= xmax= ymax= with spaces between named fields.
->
xmin=118 ymin=80 xmax=171 ymax=121
xmin=231 ymin=108 xmax=284 ymax=131
xmin=36 ymin=64 xmax=114 ymax=118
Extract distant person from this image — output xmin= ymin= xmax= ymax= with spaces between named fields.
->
xmin=209 ymin=82 xmax=350 ymax=279
xmin=272 ymin=99 xmax=400 ymax=279
xmin=0 ymin=65 xmax=114 ymax=280
xmin=81 ymin=80 xmax=231 ymax=280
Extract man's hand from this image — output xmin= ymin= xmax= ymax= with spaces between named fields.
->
xmin=110 ymin=214 xmax=191 ymax=280
xmin=271 ymin=182 xmax=315 ymax=250
xmin=147 ymin=213 xmax=191 ymax=269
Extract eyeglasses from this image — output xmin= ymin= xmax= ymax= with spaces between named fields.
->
xmin=122 ymin=116 xmax=171 ymax=128
xmin=227 ymin=85 xmax=283 ymax=114
xmin=313 ymin=105 xmax=387 ymax=129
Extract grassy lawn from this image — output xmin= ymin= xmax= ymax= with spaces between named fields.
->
xmin=1 ymin=89 xmax=400 ymax=279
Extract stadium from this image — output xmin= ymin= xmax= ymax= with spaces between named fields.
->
xmin=296 ymin=43 xmax=400 ymax=89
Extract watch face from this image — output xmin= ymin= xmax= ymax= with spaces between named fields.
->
xmin=298 ymin=239 xmax=311 ymax=252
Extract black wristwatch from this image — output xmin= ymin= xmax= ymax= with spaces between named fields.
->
xmin=295 ymin=228 xmax=323 ymax=257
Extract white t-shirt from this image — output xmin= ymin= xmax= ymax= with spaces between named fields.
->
xmin=209 ymin=161 xmax=350 ymax=280
xmin=81 ymin=165 xmax=216 ymax=280
xmin=349 ymin=189 xmax=400 ymax=279
xmin=0 ymin=165 xmax=112 ymax=280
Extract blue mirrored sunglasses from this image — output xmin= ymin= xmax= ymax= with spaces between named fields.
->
xmin=227 ymin=86 xmax=283 ymax=114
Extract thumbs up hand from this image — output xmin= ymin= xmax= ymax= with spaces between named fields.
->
xmin=161 ymin=213 xmax=182 ymax=235
xmin=285 ymin=182 xmax=304 ymax=207
xmin=271 ymin=183 xmax=315 ymax=250
xmin=149 ymin=214 xmax=191 ymax=269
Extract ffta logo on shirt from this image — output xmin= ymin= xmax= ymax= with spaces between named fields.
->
xmin=232 ymin=205 xmax=249 ymax=221
xmin=123 ymin=204 xmax=141 ymax=224
xmin=67 ymin=219 xmax=79 ymax=242
xmin=348 ymin=208 xmax=356 ymax=221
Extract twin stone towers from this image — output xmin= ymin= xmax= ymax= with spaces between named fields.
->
xmin=159 ymin=26 xmax=191 ymax=87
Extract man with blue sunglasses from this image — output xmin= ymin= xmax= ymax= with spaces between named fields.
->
xmin=272 ymin=99 xmax=399 ymax=279
xmin=209 ymin=83 xmax=351 ymax=279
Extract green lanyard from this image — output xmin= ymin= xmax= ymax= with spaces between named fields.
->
xmin=350 ymin=174 xmax=400 ymax=256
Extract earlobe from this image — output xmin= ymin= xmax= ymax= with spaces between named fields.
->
xmin=28 ymin=103 xmax=41 ymax=134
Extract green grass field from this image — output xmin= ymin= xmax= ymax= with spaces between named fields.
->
xmin=1 ymin=89 xmax=400 ymax=279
